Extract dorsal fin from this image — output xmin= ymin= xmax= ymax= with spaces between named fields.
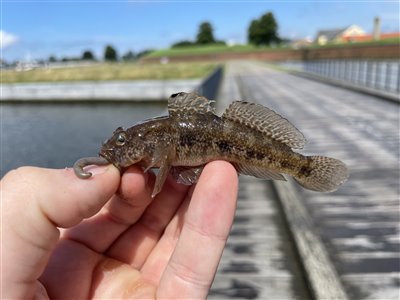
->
xmin=222 ymin=101 xmax=306 ymax=149
xmin=168 ymin=92 xmax=215 ymax=115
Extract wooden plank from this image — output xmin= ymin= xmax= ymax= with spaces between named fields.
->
xmin=231 ymin=60 xmax=399 ymax=299
xmin=234 ymin=61 xmax=349 ymax=299
xmin=210 ymin=67 xmax=312 ymax=299
xmin=274 ymin=180 xmax=349 ymax=300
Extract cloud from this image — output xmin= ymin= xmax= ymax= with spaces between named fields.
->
xmin=1 ymin=30 xmax=19 ymax=49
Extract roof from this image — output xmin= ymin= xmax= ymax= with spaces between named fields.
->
xmin=315 ymin=28 xmax=347 ymax=41
xmin=342 ymin=32 xmax=400 ymax=42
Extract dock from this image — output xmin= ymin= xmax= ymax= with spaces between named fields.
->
xmin=210 ymin=61 xmax=399 ymax=299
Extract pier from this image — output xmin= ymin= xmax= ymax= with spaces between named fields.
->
xmin=211 ymin=61 xmax=399 ymax=299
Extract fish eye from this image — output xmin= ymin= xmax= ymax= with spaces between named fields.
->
xmin=116 ymin=132 xmax=127 ymax=146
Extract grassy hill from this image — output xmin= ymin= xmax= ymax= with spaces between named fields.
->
xmin=146 ymin=39 xmax=400 ymax=59
xmin=147 ymin=44 xmax=283 ymax=58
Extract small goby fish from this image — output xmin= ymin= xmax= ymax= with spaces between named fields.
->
xmin=74 ymin=92 xmax=348 ymax=197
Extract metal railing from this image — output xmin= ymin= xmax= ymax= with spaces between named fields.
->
xmin=281 ymin=60 xmax=400 ymax=96
xmin=306 ymin=60 xmax=399 ymax=94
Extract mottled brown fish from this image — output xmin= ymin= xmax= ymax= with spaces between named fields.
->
xmin=74 ymin=92 xmax=348 ymax=197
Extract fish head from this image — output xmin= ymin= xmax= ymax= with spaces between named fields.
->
xmin=99 ymin=126 xmax=146 ymax=169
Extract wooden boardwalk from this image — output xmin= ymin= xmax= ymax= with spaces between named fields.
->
xmin=211 ymin=61 xmax=399 ymax=299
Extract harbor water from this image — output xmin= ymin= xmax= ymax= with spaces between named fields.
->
xmin=1 ymin=101 xmax=165 ymax=177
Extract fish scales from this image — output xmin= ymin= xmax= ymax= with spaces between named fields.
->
xmin=174 ymin=113 xmax=304 ymax=175
xmin=74 ymin=92 xmax=348 ymax=197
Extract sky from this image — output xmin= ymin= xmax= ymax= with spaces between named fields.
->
xmin=2 ymin=0 xmax=399 ymax=62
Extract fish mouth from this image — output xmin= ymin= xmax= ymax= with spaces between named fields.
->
xmin=99 ymin=148 xmax=122 ymax=171
xmin=99 ymin=148 xmax=144 ymax=171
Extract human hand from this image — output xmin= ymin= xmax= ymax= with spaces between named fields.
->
xmin=1 ymin=161 xmax=238 ymax=299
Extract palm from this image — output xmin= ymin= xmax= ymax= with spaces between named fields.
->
xmin=39 ymin=163 xmax=237 ymax=299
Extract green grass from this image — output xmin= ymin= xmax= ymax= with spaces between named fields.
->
xmin=2 ymin=62 xmax=218 ymax=83
xmin=147 ymin=44 xmax=287 ymax=58
xmin=147 ymin=39 xmax=400 ymax=58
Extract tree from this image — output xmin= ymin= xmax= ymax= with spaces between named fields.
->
xmin=82 ymin=50 xmax=95 ymax=60
xmin=48 ymin=55 xmax=57 ymax=63
xmin=248 ymin=12 xmax=280 ymax=46
xmin=248 ymin=19 xmax=262 ymax=45
xmin=122 ymin=50 xmax=136 ymax=61
xmin=104 ymin=45 xmax=117 ymax=61
xmin=196 ymin=22 xmax=216 ymax=44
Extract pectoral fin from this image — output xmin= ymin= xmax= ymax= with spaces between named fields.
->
xmin=152 ymin=161 xmax=171 ymax=198
xmin=143 ymin=152 xmax=164 ymax=173
xmin=171 ymin=166 xmax=204 ymax=185
xmin=146 ymin=145 xmax=175 ymax=198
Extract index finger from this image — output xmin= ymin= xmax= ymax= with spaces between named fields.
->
xmin=1 ymin=165 xmax=120 ymax=298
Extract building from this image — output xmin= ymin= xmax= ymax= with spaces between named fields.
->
xmin=341 ymin=32 xmax=400 ymax=43
xmin=315 ymin=25 xmax=366 ymax=45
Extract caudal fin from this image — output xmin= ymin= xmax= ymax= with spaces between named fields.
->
xmin=294 ymin=156 xmax=349 ymax=192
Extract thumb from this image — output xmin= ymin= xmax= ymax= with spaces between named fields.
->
xmin=1 ymin=165 xmax=120 ymax=299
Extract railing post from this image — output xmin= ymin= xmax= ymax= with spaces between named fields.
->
xmin=366 ymin=61 xmax=373 ymax=88
xmin=362 ymin=61 xmax=368 ymax=86
xmin=385 ymin=61 xmax=392 ymax=92
xmin=342 ymin=60 xmax=347 ymax=81
xmin=357 ymin=60 xmax=362 ymax=85
xmin=375 ymin=62 xmax=382 ymax=90
xmin=397 ymin=62 xmax=400 ymax=93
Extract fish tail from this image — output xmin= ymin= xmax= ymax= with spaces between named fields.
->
xmin=294 ymin=156 xmax=348 ymax=192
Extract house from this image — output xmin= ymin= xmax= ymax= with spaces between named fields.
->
xmin=341 ymin=32 xmax=400 ymax=43
xmin=315 ymin=25 xmax=366 ymax=45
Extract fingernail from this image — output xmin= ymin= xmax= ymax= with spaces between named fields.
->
xmin=87 ymin=165 xmax=109 ymax=176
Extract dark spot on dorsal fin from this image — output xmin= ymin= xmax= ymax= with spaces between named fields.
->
xmin=170 ymin=92 xmax=182 ymax=98
xmin=168 ymin=92 xmax=215 ymax=115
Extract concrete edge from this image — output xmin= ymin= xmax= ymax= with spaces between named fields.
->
xmin=196 ymin=64 xmax=224 ymax=100
xmin=273 ymin=180 xmax=349 ymax=300
xmin=0 ymin=79 xmax=201 ymax=102
xmin=235 ymin=74 xmax=348 ymax=300
xmin=0 ymin=98 xmax=169 ymax=104
xmin=289 ymin=70 xmax=399 ymax=104
xmin=1 ymin=66 xmax=225 ymax=102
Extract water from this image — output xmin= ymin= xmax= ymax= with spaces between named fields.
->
xmin=1 ymin=101 xmax=165 ymax=177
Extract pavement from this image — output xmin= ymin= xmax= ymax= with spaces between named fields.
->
xmin=211 ymin=61 xmax=399 ymax=300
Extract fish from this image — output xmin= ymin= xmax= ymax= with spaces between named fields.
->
xmin=74 ymin=92 xmax=348 ymax=197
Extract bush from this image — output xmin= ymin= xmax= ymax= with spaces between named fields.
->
xmin=172 ymin=40 xmax=195 ymax=48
